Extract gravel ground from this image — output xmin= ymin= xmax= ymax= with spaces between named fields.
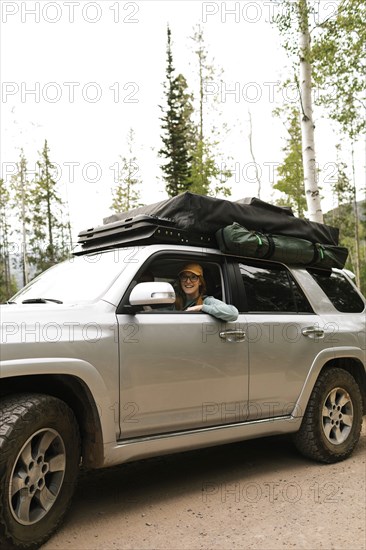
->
xmin=44 ymin=420 xmax=366 ymax=550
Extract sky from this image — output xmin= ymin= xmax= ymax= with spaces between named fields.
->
xmin=1 ymin=0 xmax=365 ymax=241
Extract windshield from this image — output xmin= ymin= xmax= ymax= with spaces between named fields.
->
xmin=11 ymin=249 xmax=132 ymax=304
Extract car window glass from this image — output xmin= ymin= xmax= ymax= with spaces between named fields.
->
xmin=307 ymin=269 xmax=365 ymax=313
xmin=11 ymin=250 xmax=130 ymax=304
xmin=239 ymin=263 xmax=312 ymax=313
xmin=291 ymin=279 xmax=313 ymax=313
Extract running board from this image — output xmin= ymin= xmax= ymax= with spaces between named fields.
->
xmin=102 ymin=415 xmax=302 ymax=467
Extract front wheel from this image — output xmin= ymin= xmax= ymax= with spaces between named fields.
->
xmin=0 ymin=394 xmax=80 ymax=549
xmin=294 ymin=368 xmax=363 ymax=463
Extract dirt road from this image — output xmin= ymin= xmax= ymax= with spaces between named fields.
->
xmin=44 ymin=422 xmax=366 ymax=550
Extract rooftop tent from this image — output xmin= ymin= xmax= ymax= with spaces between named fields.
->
xmin=102 ymin=192 xmax=339 ymax=246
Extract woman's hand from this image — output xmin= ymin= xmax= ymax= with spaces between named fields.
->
xmin=185 ymin=305 xmax=203 ymax=312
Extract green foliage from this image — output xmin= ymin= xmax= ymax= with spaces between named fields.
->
xmin=0 ymin=273 xmax=18 ymax=304
xmin=359 ymin=201 xmax=366 ymax=294
xmin=274 ymin=0 xmax=325 ymax=223
xmin=29 ymin=140 xmax=70 ymax=275
xmin=111 ymin=128 xmax=142 ymax=212
xmin=274 ymin=0 xmax=310 ymax=62
xmin=325 ymin=201 xmax=365 ymax=293
xmin=0 ymin=142 xmax=72 ymax=294
xmin=0 ymin=178 xmax=16 ymax=301
xmin=275 ymin=0 xmax=365 ymax=139
xmin=273 ymin=106 xmax=307 ymax=217
xmin=326 ymin=157 xmax=355 ymax=239
xmin=311 ymin=0 xmax=366 ymax=139
xmin=10 ymin=149 xmax=32 ymax=286
xmin=324 ymin=147 xmax=365 ymax=293
xmin=189 ymin=138 xmax=231 ymax=197
xmin=159 ymin=26 xmax=195 ymax=196
xmin=159 ymin=25 xmax=232 ymax=199
xmin=189 ymin=25 xmax=232 ymax=197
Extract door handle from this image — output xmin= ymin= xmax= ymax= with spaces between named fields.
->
xmin=301 ymin=326 xmax=325 ymax=338
xmin=219 ymin=330 xmax=246 ymax=342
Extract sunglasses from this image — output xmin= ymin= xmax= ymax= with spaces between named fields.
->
xmin=179 ymin=273 xmax=199 ymax=283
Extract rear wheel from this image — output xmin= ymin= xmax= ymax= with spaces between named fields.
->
xmin=294 ymin=368 xmax=363 ymax=463
xmin=0 ymin=394 xmax=80 ymax=549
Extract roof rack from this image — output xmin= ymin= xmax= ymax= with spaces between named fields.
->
xmin=74 ymin=215 xmax=216 ymax=255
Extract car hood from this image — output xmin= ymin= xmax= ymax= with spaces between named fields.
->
xmin=0 ymin=301 xmax=116 ymax=344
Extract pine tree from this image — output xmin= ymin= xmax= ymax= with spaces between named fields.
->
xmin=189 ymin=139 xmax=232 ymax=197
xmin=0 ymin=178 xmax=16 ymax=301
xmin=273 ymin=106 xmax=307 ymax=217
xmin=29 ymin=140 xmax=70 ymax=275
xmin=159 ymin=26 xmax=195 ymax=197
xmin=111 ymin=128 xmax=142 ymax=213
xmin=10 ymin=149 xmax=32 ymax=286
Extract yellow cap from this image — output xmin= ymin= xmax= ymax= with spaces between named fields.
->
xmin=179 ymin=263 xmax=203 ymax=277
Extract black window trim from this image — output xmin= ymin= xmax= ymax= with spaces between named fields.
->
xmin=116 ymin=249 xmax=232 ymax=315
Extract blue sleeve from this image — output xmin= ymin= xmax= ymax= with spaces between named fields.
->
xmin=201 ymin=296 xmax=239 ymax=322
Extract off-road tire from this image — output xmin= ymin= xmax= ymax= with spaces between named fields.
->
xmin=0 ymin=394 xmax=80 ymax=550
xmin=294 ymin=368 xmax=363 ymax=463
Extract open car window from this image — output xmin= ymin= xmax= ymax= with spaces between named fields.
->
xmin=119 ymin=254 xmax=225 ymax=313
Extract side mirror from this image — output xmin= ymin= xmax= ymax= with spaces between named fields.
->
xmin=129 ymin=282 xmax=176 ymax=306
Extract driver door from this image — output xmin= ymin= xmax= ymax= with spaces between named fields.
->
xmin=116 ymin=254 xmax=249 ymax=438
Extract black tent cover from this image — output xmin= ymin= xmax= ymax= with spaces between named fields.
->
xmin=103 ymin=192 xmax=339 ymax=246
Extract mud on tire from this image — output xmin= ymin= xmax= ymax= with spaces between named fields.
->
xmin=0 ymin=394 xmax=80 ymax=550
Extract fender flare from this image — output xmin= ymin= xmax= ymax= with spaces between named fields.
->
xmin=292 ymin=346 xmax=366 ymax=418
xmin=0 ymin=357 xmax=117 ymax=446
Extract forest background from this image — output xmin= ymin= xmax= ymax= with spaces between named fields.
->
xmin=1 ymin=0 xmax=365 ymax=299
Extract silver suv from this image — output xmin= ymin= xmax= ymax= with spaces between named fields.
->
xmin=0 ymin=243 xmax=365 ymax=549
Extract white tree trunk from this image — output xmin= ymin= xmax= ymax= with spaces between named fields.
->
xmin=298 ymin=0 xmax=323 ymax=223
xmin=248 ymin=110 xmax=262 ymax=199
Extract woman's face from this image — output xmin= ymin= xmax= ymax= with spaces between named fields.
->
xmin=179 ymin=271 xmax=200 ymax=299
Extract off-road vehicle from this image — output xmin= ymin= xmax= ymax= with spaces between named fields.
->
xmin=1 ymin=194 xmax=365 ymax=549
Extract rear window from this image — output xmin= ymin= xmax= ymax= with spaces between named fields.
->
xmin=239 ymin=263 xmax=313 ymax=313
xmin=308 ymin=269 xmax=365 ymax=313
